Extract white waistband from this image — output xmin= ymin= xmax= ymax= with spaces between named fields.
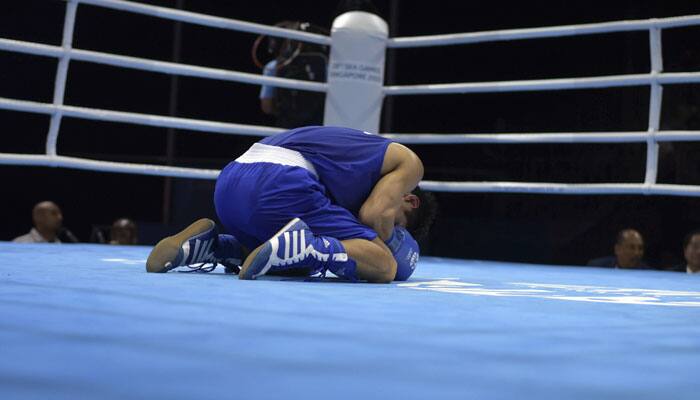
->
xmin=235 ymin=143 xmax=318 ymax=177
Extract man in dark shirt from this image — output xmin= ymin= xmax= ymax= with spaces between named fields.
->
xmin=668 ymin=230 xmax=700 ymax=274
xmin=587 ymin=229 xmax=649 ymax=269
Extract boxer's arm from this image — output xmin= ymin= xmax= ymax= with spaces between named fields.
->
xmin=359 ymin=143 xmax=423 ymax=241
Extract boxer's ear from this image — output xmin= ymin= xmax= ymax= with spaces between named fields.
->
xmin=403 ymin=193 xmax=420 ymax=209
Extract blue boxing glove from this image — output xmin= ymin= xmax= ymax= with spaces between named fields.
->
xmin=384 ymin=226 xmax=420 ymax=281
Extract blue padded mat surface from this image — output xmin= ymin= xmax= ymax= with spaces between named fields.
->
xmin=1 ymin=242 xmax=699 ymax=400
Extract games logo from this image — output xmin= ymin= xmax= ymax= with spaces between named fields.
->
xmin=399 ymin=279 xmax=700 ymax=307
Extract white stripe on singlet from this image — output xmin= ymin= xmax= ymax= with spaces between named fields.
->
xmin=235 ymin=143 xmax=318 ymax=178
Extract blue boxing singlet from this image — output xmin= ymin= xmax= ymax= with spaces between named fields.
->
xmin=260 ymin=126 xmax=392 ymax=215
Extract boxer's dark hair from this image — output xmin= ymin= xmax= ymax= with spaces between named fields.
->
xmin=406 ymin=187 xmax=438 ymax=242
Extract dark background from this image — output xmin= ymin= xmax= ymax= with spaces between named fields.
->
xmin=1 ymin=0 xmax=699 ymax=268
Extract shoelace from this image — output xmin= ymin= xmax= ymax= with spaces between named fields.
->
xmin=178 ymin=254 xmax=241 ymax=274
xmin=179 ymin=262 xmax=218 ymax=273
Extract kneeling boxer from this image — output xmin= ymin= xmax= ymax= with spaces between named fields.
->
xmin=146 ymin=126 xmax=437 ymax=283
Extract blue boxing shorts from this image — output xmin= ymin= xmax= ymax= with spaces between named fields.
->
xmin=214 ymin=144 xmax=378 ymax=252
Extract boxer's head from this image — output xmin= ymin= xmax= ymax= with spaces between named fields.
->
xmin=399 ymin=187 xmax=438 ymax=242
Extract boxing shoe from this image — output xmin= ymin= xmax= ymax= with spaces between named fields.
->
xmin=240 ymin=218 xmax=352 ymax=280
xmin=146 ymin=219 xmax=242 ymax=273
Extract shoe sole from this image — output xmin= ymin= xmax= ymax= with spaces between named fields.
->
xmin=239 ymin=217 xmax=301 ymax=280
xmin=146 ymin=218 xmax=215 ymax=273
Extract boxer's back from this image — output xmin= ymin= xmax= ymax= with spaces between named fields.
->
xmin=260 ymin=126 xmax=392 ymax=214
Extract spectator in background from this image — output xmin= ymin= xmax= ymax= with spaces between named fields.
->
xmin=255 ymin=2 xmax=379 ymax=128
xmin=587 ymin=228 xmax=649 ymax=269
xmin=256 ymin=21 xmax=328 ymax=128
xmin=13 ymin=201 xmax=63 ymax=243
xmin=110 ymin=218 xmax=138 ymax=245
xmin=668 ymin=230 xmax=700 ymax=274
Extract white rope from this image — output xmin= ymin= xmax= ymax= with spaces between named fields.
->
xmin=0 ymin=97 xmax=283 ymax=137
xmin=4 ymin=95 xmax=700 ymax=144
xmin=1 ymin=4 xmax=698 ymax=198
xmin=0 ymin=38 xmax=327 ymax=92
xmin=381 ymin=131 xmax=700 ymax=144
xmin=4 ymin=96 xmax=700 ymax=144
xmin=74 ymin=0 xmax=331 ymax=45
xmin=387 ymin=15 xmax=700 ymax=48
xmin=0 ymin=38 xmax=63 ymax=58
xmin=384 ymin=72 xmax=700 ymax=95
xmin=3 ymin=151 xmax=700 ymax=197
xmin=0 ymin=153 xmax=219 ymax=179
xmin=418 ymin=181 xmax=700 ymax=197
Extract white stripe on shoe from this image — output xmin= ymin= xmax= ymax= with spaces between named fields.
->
xmin=284 ymin=232 xmax=290 ymax=260
xmin=192 ymin=240 xmax=202 ymax=264
xmin=201 ymin=240 xmax=213 ymax=263
xmin=181 ymin=241 xmax=191 ymax=264
xmin=292 ymin=231 xmax=298 ymax=261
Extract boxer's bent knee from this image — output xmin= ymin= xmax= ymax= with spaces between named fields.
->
xmin=368 ymin=252 xmax=396 ymax=283
xmin=342 ymin=239 xmax=396 ymax=283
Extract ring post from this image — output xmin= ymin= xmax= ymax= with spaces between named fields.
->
xmin=46 ymin=0 xmax=78 ymax=157
xmin=645 ymin=27 xmax=663 ymax=186
xmin=323 ymin=11 xmax=388 ymax=133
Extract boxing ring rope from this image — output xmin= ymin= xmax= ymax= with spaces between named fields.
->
xmin=382 ymin=72 xmax=700 ymax=95
xmin=385 ymin=15 xmax=700 ymax=48
xmin=0 ymin=0 xmax=314 ymax=178
xmin=0 ymin=39 xmax=327 ymax=94
xmin=0 ymin=0 xmax=699 ymax=196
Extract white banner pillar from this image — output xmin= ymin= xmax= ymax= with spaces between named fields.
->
xmin=323 ymin=11 xmax=388 ymax=133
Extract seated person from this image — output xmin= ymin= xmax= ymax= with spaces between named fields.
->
xmin=668 ymin=230 xmax=700 ymax=274
xmin=110 ymin=218 xmax=138 ymax=245
xmin=587 ymin=228 xmax=649 ymax=269
xmin=13 ymin=201 xmax=63 ymax=244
